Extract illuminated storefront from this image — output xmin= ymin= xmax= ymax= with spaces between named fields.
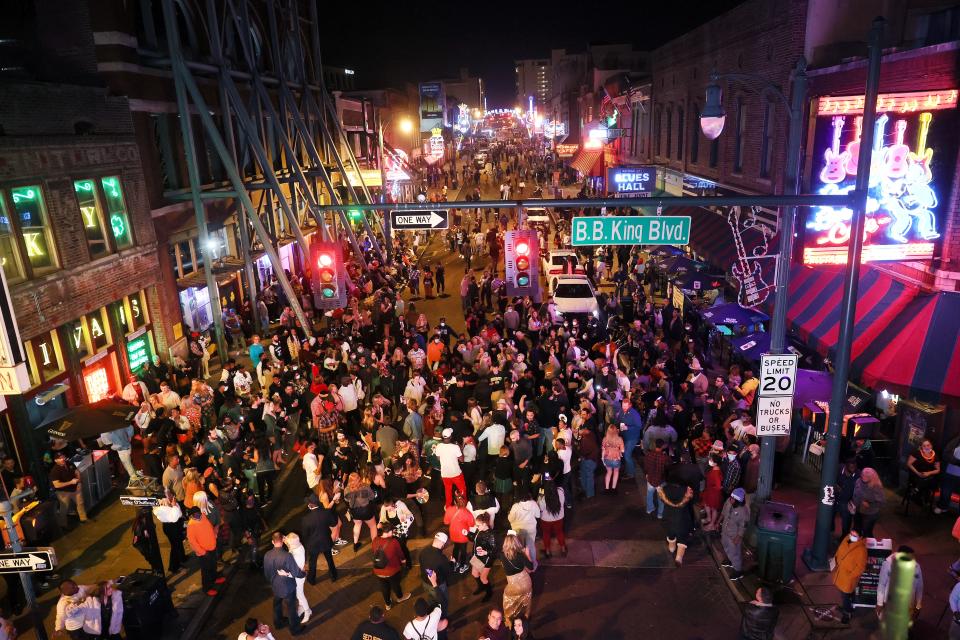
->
xmin=804 ymin=89 xmax=957 ymax=265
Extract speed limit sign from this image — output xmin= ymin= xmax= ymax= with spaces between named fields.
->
xmin=759 ymin=354 xmax=799 ymax=398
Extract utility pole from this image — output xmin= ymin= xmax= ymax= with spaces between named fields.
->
xmin=757 ymin=57 xmax=807 ymax=503
xmin=0 ymin=501 xmax=47 ymax=640
xmin=804 ymin=17 xmax=886 ymax=571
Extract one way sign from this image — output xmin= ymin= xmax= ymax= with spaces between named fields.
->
xmin=390 ymin=210 xmax=448 ymax=230
xmin=0 ymin=548 xmax=57 ymax=574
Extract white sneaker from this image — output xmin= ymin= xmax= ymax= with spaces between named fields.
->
xmin=301 ymin=609 xmax=312 ymax=624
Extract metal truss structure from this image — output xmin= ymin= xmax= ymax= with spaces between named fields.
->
xmin=147 ymin=0 xmax=388 ymax=355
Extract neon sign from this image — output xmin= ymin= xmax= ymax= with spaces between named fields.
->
xmin=126 ymin=335 xmax=150 ymax=371
xmin=804 ymin=94 xmax=954 ymax=265
xmin=83 ymin=365 xmax=110 ymax=402
xmin=817 ymin=89 xmax=958 ymax=116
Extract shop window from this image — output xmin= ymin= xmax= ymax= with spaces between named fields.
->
xmin=676 ymin=107 xmax=685 ymax=161
xmin=83 ymin=364 xmax=112 ymax=403
xmin=760 ymin=101 xmax=774 ymax=178
xmin=734 ymin=98 xmax=746 ymax=173
xmin=86 ymin=308 xmax=111 ymax=352
xmin=65 ymin=319 xmax=91 ymax=361
xmin=0 ymin=196 xmax=24 ymax=283
xmin=129 ymin=291 xmax=148 ymax=329
xmin=690 ymin=104 xmax=700 ymax=164
xmin=2 ymin=186 xmax=59 ymax=278
xmin=74 ymin=179 xmax=112 ymax=259
xmin=100 ymin=177 xmax=134 ymax=249
xmin=23 ymin=331 xmax=65 ymax=387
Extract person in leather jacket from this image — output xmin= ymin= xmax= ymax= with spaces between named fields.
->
xmin=739 ymin=587 xmax=779 ymax=640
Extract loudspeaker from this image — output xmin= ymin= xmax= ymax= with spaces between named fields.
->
xmin=118 ymin=569 xmax=174 ymax=639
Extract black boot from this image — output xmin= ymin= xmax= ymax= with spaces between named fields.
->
xmin=473 ymin=577 xmax=485 ymax=595
xmin=482 ymin=582 xmax=493 ymax=602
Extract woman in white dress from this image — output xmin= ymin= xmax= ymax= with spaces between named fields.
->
xmin=283 ymin=533 xmax=311 ymax=624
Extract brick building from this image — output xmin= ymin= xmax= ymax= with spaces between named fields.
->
xmin=0 ymin=81 xmax=162 ymax=468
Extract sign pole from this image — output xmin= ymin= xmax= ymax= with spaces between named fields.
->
xmin=804 ymin=17 xmax=885 ymax=572
xmin=0 ymin=501 xmax=47 ymax=640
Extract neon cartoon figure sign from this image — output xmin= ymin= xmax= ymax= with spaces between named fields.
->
xmin=806 ymin=94 xmax=947 ymax=264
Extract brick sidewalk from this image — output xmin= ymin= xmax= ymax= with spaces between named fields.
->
xmin=704 ymin=460 xmax=958 ymax=638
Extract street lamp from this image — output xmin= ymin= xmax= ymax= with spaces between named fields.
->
xmin=398 ymin=118 xmax=414 ymax=135
xmin=699 ymin=58 xmax=808 ymax=505
xmin=699 ymin=80 xmax=726 ymax=140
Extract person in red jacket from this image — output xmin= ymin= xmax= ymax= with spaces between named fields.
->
xmin=371 ymin=523 xmax=410 ymax=610
xmin=444 ymin=493 xmax=476 ymax=574
xmin=186 ymin=507 xmax=224 ymax=595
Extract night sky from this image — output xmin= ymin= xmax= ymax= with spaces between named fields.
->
xmin=318 ymin=0 xmax=745 ymax=106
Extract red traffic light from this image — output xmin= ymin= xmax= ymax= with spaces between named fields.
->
xmin=317 ymin=252 xmax=334 ymax=268
xmin=516 ymin=242 xmax=530 ymax=256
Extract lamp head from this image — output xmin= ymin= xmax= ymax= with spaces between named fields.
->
xmin=700 ymin=80 xmax=726 ymax=140
xmin=398 ymin=118 xmax=414 ymax=134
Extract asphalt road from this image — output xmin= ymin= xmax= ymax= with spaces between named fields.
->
xmin=196 ymin=174 xmax=743 ymax=639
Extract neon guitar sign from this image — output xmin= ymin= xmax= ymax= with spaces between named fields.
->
xmin=804 ymin=90 xmax=951 ymax=265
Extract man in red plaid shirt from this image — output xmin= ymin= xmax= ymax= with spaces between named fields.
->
xmin=644 ymin=438 xmax=671 ymax=519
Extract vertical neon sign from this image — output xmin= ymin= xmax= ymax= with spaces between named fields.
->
xmin=804 ymin=89 xmax=955 ymax=265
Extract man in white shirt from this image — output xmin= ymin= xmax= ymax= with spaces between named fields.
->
xmin=233 ymin=367 xmax=254 ymax=399
xmin=302 ymin=440 xmax=321 ymax=492
xmin=403 ymin=598 xmax=446 ymax=640
xmin=435 ymin=428 xmax=465 ymax=507
xmin=478 ymin=421 xmax=505 ymax=477
xmin=169 ymin=407 xmax=191 ymax=433
xmin=55 ymin=579 xmax=93 ymax=638
xmin=121 ymin=374 xmax=149 ymax=406
xmin=157 ymin=381 xmax=181 ymax=412
xmin=338 ymin=375 xmax=360 ymax=437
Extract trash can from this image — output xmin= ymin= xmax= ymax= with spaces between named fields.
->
xmin=756 ymin=501 xmax=798 ymax=583
xmin=620 ymin=295 xmax=634 ymax=324
xmin=119 ymin=569 xmax=175 ymax=640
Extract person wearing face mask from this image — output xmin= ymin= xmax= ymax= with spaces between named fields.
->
xmin=831 ymin=529 xmax=867 ymax=624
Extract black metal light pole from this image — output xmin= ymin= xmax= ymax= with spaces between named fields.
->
xmin=699 ymin=58 xmax=809 ymax=503
xmin=804 ymin=16 xmax=886 ymax=571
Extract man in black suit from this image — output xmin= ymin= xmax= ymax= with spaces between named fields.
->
xmin=263 ymin=531 xmax=306 ymax=634
xmin=301 ymin=494 xmax=338 ymax=585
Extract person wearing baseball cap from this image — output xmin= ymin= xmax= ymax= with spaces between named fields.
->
xmin=435 ymin=429 xmax=466 ymax=508
xmin=419 ymin=531 xmax=451 ymax=615
xmin=720 ymin=487 xmax=749 ymax=581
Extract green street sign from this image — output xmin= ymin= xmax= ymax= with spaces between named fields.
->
xmin=571 ymin=215 xmax=691 ymax=246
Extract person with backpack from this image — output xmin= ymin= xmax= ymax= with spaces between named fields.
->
xmin=402 ymin=598 xmax=447 ymax=640
xmin=371 ymin=523 xmax=410 ymax=611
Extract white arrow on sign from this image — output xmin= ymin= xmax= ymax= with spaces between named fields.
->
xmin=393 ymin=212 xmax=446 ymax=228
xmin=27 ymin=554 xmax=49 ymax=569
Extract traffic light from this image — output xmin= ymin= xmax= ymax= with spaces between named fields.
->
xmin=504 ymin=230 xmax=540 ymax=301
xmin=310 ymin=240 xmax=347 ymax=310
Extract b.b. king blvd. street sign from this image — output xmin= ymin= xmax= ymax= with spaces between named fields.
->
xmin=571 ymin=215 xmax=691 ymax=246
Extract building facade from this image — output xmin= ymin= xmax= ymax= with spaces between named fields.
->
xmin=0 ymin=81 xmax=162 ymax=471
xmin=515 ymin=58 xmax=551 ymax=109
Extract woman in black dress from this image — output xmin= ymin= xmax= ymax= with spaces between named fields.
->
xmin=470 ymin=513 xmax=497 ymax=602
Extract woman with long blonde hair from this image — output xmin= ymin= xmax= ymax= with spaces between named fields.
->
xmin=344 ymin=472 xmax=377 ymax=552
xmin=500 ymin=530 xmax=533 ymax=620
xmin=851 ymin=467 xmax=885 ymax=538
xmin=182 ymin=468 xmax=203 ymax=509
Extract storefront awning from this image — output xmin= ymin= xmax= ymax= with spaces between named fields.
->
xmin=569 ymin=149 xmax=602 ymax=176
xmin=854 ymin=291 xmax=960 ymax=400
xmin=679 ymin=206 xmax=779 ymax=274
xmin=783 ymin=264 xmax=918 ymax=363
xmin=176 ymin=258 xmax=246 ymax=290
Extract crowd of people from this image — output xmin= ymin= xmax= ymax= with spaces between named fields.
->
xmin=34 ymin=134 xmax=959 ymax=640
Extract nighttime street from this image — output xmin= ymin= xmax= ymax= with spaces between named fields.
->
xmin=2 ymin=1 xmax=960 ymax=640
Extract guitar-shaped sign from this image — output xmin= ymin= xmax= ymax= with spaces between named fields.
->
xmin=843 ymin=116 xmax=863 ymax=176
xmin=908 ymin=112 xmax=933 ymax=183
xmin=868 ymin=113 xmax=889 ymax=186
xmin=727 ymin=208 xmax=769 ymax=308
xmin=884 ymin=120 xmax=910 ymax=179
xmin=819 ymin=116 xmax=849 ymax=184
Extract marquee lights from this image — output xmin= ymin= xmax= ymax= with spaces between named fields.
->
xmin=804 ymin=104 xmax=947 ymax=265
xmin=818 ymin=89 xmax=958 ymax=116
